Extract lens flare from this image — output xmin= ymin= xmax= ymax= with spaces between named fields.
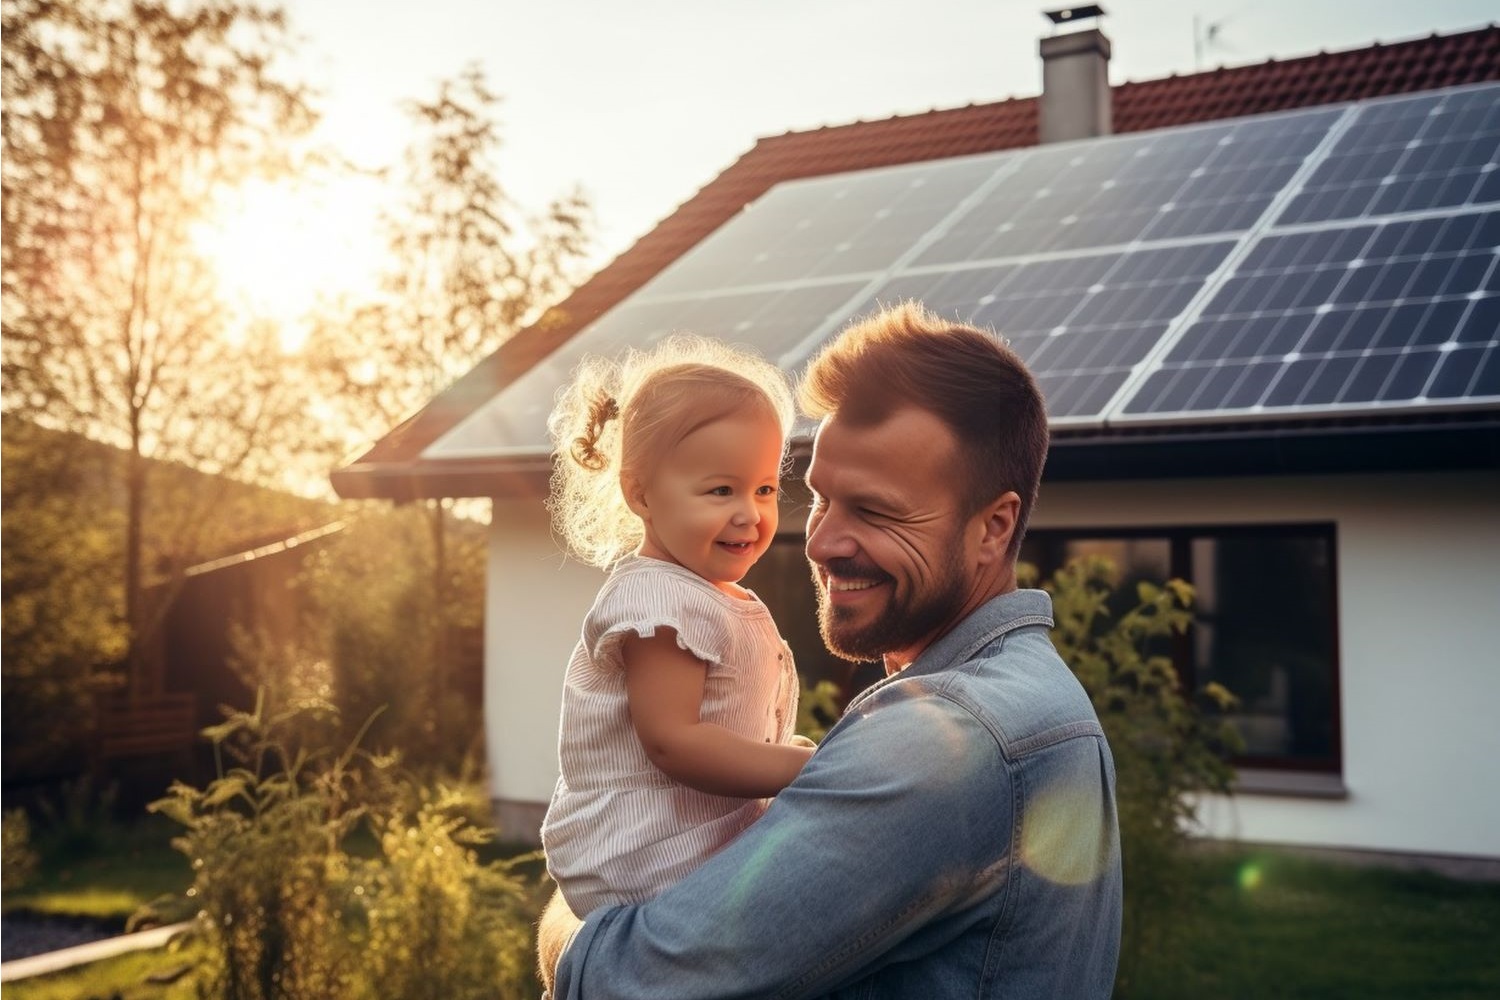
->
xmin=1021 ymin=782 xmax=1110 ymax=886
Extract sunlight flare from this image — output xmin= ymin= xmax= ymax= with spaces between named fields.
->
xmin=193 ymin=176 xmax=386 ymax=347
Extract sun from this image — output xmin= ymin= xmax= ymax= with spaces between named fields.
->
xmin=193 ymin=175 xmax=386 ymax=347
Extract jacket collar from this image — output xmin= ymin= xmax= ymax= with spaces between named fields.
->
xmin=848 ymin=589 xmax=1055 ymax=711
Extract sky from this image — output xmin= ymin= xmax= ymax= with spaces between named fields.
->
xmin=278 ymin=0 xmax=1496 ymax=274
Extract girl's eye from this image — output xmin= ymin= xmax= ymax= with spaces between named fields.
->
xmin=710 ymin=486 xmax=732 ymax=496
xmin=756 ymin=485 xmax=778 ymax=497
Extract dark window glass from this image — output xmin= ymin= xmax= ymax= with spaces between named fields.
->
xmin=1022 ymin=525 xmax=1340 ymax=773
xmin=1190 ymin=535 xmax=1337 ymax=765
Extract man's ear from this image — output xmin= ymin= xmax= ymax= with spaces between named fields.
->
xmin=973 ymin=491 xmax=1020 ymax=565
xmin=622 ymin=474 xmax=650 ymax=521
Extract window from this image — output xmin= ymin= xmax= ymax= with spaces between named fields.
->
xmin=1021 ymin=524 xmax=1341 ymax=775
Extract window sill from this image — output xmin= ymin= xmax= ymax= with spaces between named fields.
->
xmin=1232 ymin=768 xmax=1348 ymax=799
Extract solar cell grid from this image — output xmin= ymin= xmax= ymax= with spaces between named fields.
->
xmin=643 ymin=156 xmax=1000 ymax=296
xmin=838 ymin=242 xmax=1236 ymax=420
xmin=1279 ymin=86 xmax=1500 ymax=225
xmin=424 ymin=281 xmax=868 ymax=456
xmin=1121 ymin=206 xmax=1499 ymax=419
xmin=917 ymin=107 xmax=1341 ymax=264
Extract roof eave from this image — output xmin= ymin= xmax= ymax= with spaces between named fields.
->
xmin=329 ymin=454 xmax=553 ymax=502
xmin=1045 ymin=416 xmax=1500 ymax=480
xmin=334 ymin=416 xmax=1500 ymax=500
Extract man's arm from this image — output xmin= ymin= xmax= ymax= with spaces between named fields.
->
xmin=553 ymin=693 xmax=1015 ymax=1000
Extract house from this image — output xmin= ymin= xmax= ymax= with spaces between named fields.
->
xmin=332 ymin=18 xmax=1500 ymax=863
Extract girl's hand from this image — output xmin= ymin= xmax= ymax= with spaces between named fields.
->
xmin=788 ymin=734 xmax=818 ymax=749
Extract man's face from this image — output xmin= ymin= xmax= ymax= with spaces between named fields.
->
xmin=804 ymin=407 xmax=984 ymax=671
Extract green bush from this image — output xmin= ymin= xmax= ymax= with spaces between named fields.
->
xmin=2 ymin=808 xmax=40 ymax=892
xmin=296 ymin=506 xmax=486 ymax=773
xmin=1025 ymin=555 xmax=1241 ymax=998
xmin=143 ymin=695 xmax=544 ymax=1000
xmin=357 ymin=788 xmax=539 ymax=999
xmin=796 ymin=679 xmax=842 ymax=743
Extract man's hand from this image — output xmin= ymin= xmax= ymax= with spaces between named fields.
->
xmin=537 ymin=885 xmax=583 ymax=995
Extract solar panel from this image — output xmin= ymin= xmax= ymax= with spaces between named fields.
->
xmin=1279 ymin=86 xmax=1500 ymax=225
xmin=1115 ymin=85 xmax=1500 ymax=423
xmin=845 ymin=241 xmax=1236 ymax=419
xmin=425 ymin=82 xmax=1500 ymax=458
xmin=425 ymin=281 xmax=870 ymax=458
xmin=914 ymin=108 xmax=1340 ymax=264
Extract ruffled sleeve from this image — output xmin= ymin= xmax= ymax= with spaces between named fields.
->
xmin=584 ymin=561 xmax=735 ymax=673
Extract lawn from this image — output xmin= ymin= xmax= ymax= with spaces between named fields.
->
xmin=3 ymin=815 xmax=189 ymax=925
xmin=1128 ymin=846 xmax=1500 ymax=999
xmin=1 ymin=942 xmax=203 ymax=1000
xmin=4 ymin=833 xmax=1497 ymax=999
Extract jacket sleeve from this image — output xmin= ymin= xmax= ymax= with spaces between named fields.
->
xmin=553 ymin=688 xmax=1016 ymax=999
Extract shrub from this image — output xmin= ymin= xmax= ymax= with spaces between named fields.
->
xmin=295 ymin=506 xmax=486 ymax=773
xmin=357 ymin=787 xmax=539 ymax=999
xmin=145 ymin=694 xmax=361 ymax=999
xmin=797 ymin=680 xmax=842 ymax=743
xmin=30 ymin=774 xmax=122 ymax=860
xmin=143 ymin=695 xmax=544 ymax=1000
xmin=1025 ymin=555 xmax=1242 ymax=998
xmin=2 ymin=808 xmax=40 ymax=892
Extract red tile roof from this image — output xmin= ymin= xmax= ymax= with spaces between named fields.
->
xmin=332 ymin=24 xmax=1500 ymax=500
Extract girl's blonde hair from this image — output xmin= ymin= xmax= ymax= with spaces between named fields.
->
xmin=547 ymin=334 xmax=795 ymax=568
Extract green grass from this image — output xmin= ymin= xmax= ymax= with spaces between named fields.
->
xmin=3 ymin=815 xmax=190 ymax=924
xmin=1128 ymin=847 xmax=1500 ymax=999
xmin=6 ymin=833 xmax=1497 ymax=999
xmin=1 ymin=940 xmax=205 ymax=1000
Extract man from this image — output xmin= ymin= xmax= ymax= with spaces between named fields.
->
xmin=543 ymin=301 xmax=1122 ymax=998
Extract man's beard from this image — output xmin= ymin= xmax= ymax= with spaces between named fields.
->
xmin=812 ymin=543 xmax=968 ymax=664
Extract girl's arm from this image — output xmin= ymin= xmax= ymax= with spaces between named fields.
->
xmin=622 ymin=630 xmax=813 ymax=798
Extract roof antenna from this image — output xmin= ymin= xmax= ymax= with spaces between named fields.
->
xmin=1194 ymin=11 xmax=1238 ymax=69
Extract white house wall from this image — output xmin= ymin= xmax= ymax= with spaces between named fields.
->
xmin=1037 ymin=469 xmax=1500 ymax=861
xmin=485 ymin=497 xmax=604 ymax=839
xmin=486 ymin=470 xmax=1500 ymax=859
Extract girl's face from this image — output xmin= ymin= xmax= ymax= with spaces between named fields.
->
xmin=627 ymin=403 xmax=783 ymax=594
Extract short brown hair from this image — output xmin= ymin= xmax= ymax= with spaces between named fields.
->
xmin=799 ymin=301 xmax=1049 ymax=555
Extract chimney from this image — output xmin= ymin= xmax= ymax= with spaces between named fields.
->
xmin=1039 ymin=6 xmax=1113 ymax=144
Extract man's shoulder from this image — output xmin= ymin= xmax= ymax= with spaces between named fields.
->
xmin=888 ymin=628 xmax=1102 ymax=755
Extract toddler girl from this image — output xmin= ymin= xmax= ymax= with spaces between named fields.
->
xmin=540 ymin=335 xmax=814 ymax=917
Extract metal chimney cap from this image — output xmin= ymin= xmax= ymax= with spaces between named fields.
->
xmin=1043 ymin=5 xmax=1106 ymax=25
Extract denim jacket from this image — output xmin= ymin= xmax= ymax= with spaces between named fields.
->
xmin=553 ymin=588 xmax=1123 ymax=999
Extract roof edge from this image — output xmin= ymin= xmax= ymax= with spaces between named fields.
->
xmin=338 ymin=416 xmax=1500 ymax=499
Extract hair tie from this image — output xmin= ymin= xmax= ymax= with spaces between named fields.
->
xmin=571 ymin=393 xmax=620 ymax=471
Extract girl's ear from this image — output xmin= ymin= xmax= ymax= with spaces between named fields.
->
xmin=622 ymin=474 xmax=650 ymax=521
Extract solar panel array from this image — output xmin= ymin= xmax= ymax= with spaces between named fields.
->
xmin=428 ymin=83 xmax=1499 ymax=459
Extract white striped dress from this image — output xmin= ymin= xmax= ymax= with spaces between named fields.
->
xmin=540 ymin=555 xmax=799 ymax=916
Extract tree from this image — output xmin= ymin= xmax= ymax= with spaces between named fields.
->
xmin=0 ymin=419 xmax=129 ymax=780
xmin=313 ymin=64 xmax=589 ymax=435
xmin=307 ymin=64 xmax=590 ymax=749
xmin=2 ymin=0 xmax=324 ymax=694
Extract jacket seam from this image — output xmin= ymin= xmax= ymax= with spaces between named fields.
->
xmin=776 ymin=691 xmax=1015 ymax=1000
